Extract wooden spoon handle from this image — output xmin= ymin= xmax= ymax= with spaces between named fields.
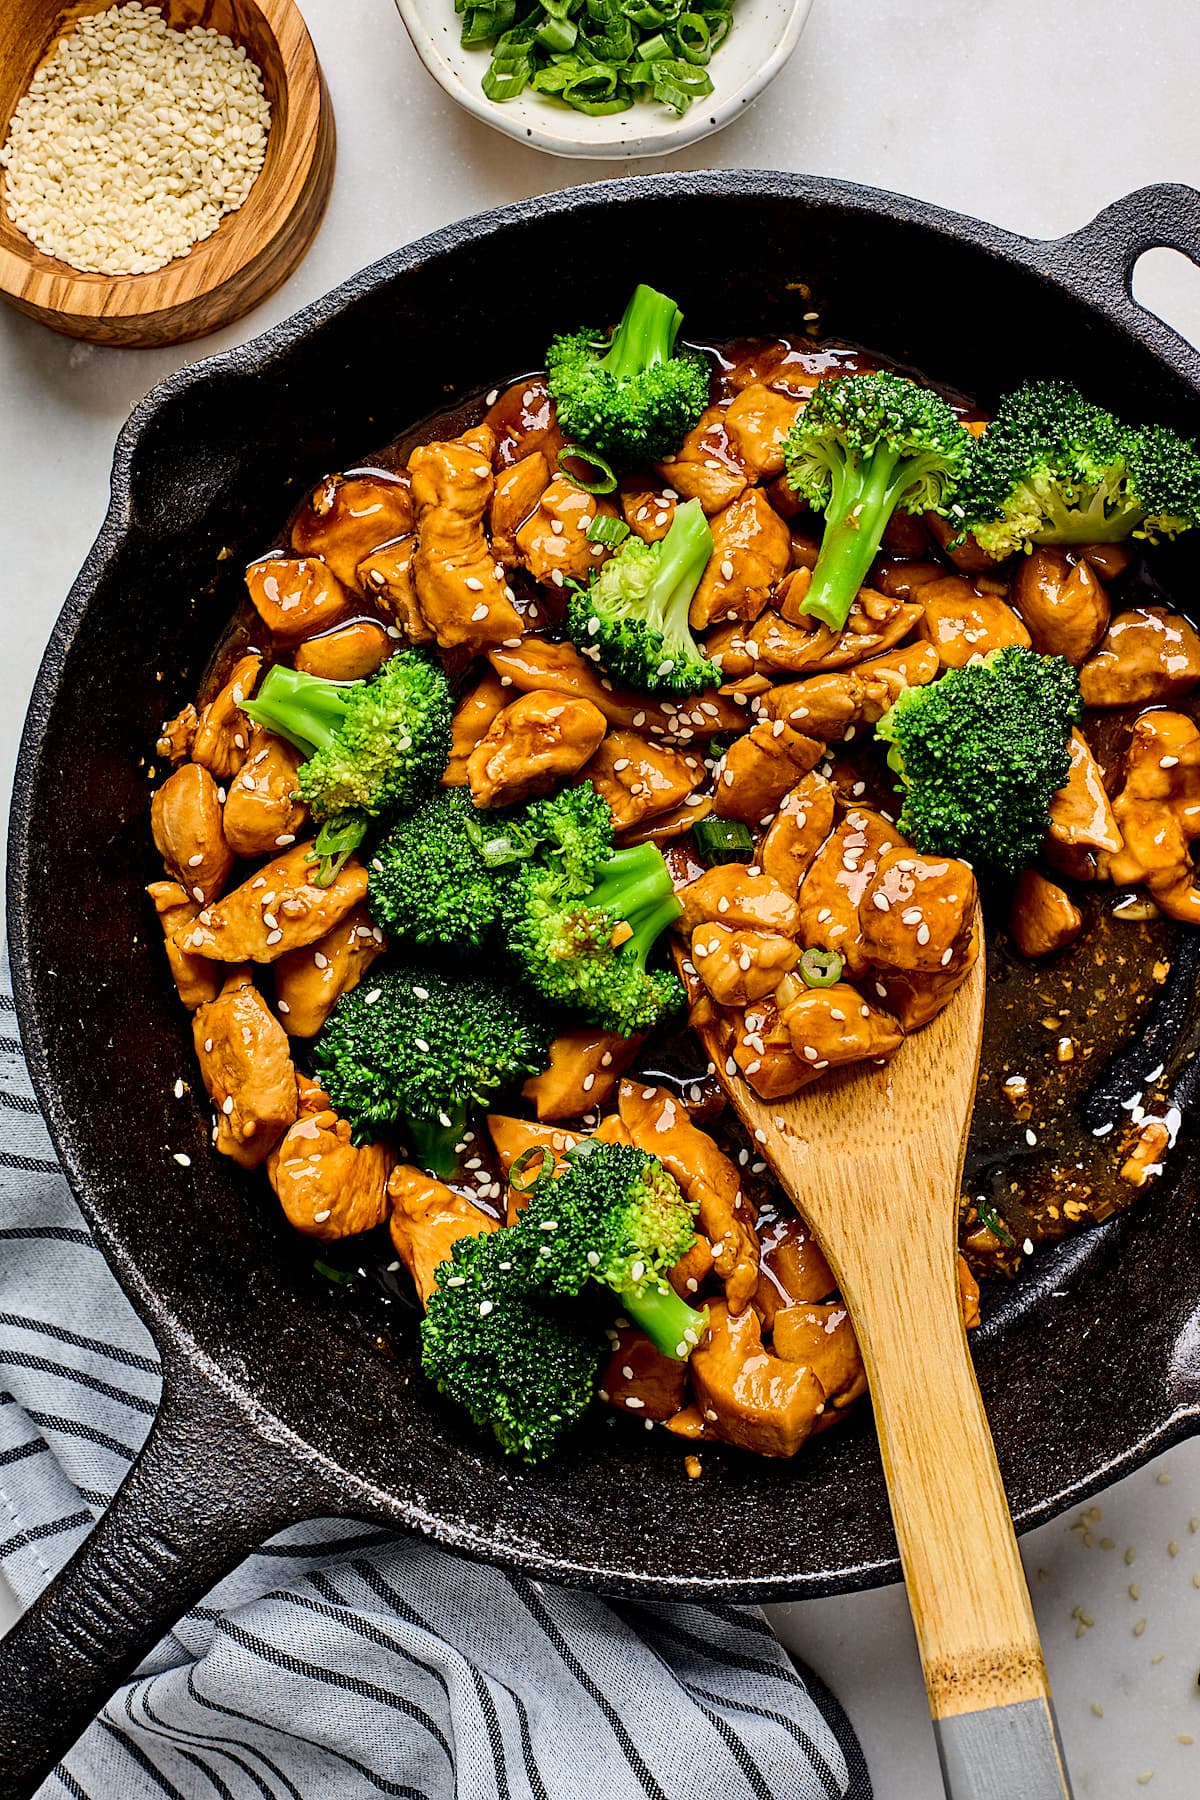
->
xmin=843 ymin=1253 xmax=1072 ymax=1799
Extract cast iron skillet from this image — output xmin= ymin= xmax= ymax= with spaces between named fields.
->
xmin=3 ymin=171 xmax=1200 ymax=1792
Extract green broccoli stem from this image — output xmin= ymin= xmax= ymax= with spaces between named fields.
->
xmin=620 ymin=1279 xmax=709 ymax=1360
xmin=240 ymin=663 xmax=359 ymax=760
xmin=626 ymin=893 xmax=686 ymax=969
xmin=405 ymin=1102 xmax=469 ymax=1179
xmin=588 ymin=844 xmax=683 ymax=956
xmin=801 ymin=445 xmax=906 ymax=633
xmin=649 ymin=497 xmax=714 ymax=623
xmin=599 ymin=283 xmax=684 ymax=380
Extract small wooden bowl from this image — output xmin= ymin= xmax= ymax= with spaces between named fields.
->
xmin=0 ymin=0 xmax=335 ymax=347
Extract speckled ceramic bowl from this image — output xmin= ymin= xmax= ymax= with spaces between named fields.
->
xmin=392 ymin=0 xmax=813 ymax=158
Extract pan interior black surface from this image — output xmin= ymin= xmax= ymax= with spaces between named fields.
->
xmin=11 ymin=172 xmax=1200 ymax=1600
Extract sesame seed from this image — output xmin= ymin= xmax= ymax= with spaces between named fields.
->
xmin=172 ymin=1152 xmax=191 ymax=1167
xmin=471 ymin=603 xmax=489 ymax=622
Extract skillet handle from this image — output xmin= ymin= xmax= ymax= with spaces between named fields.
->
xmin=0 ymin=1347 xmax=340 ymax=1798
xmin=1040 ymin=183 xmax=1200 ymax=350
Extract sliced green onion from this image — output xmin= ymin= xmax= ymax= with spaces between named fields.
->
xmin=313 ymin=1257 xmax=357 ymax=1285
xmin=586 ymin=513 xmax=631 ymax=547
xmin=558 ymin=445 xmax=618 ymax=494
xmin=459 ymin=0 xmax=731 ymax=115
xmin=311 ymin=814 xmax=367 ymax=888
xmin=482 ymin=55 xmax=533 ymax=99
xmin=975 ymin=1196 xmax=1016 ymax=1248
xmin=510 ymin=1145 xmax=556 ymax=1192
xmin=692 ymin=816 xmax=754 ymax=865
xmin=673 ymin=12 xmax=711 ymax=59
xmin=536 ymin=15 xmax=578 ymax=50
xmin=465 ymin=812 xmax=539 ymax=867
xmin=461 ymin=0 xmax=515 ymax=43
xmin=799 ymin=947 xmax=844 ymax=989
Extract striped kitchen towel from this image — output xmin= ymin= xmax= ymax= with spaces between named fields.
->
xmin=0 ymin=969 xmax=869 ymax=1800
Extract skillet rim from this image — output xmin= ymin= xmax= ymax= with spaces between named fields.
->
xmin=9 ymin=168 xmax=1200 ymax=1602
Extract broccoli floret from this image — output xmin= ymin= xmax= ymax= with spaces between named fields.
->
xmin=518 ymin=1140 xmax=707 ymax=1360
xmin=503 ymin=815 xmax=685 ymax=1034
xmin=545 ymin=283 xmax=710 ymax=468
xmin=952 ymin=381 xmax=1200 ymax=559
xmin=313 ymin=962 xmax=552 ymax=1175
xmin=782 ymin=371 xmax=970 ymax=633
xmin=876 ymin=646 xmax=1082 ymax=876
xmin=1124 ymin=422 xmax=1200 ymax=540
xmin=241 ymin=655 xmax=452 ymax=879
xmin=566 ymin=498 xmax=719 ymax=696
xmin=421 ymin=1228 xmax=601 ymax=1461
xmin=516 ymin=786 xmax=615 ymax=890
xmin=368 ymin=786 xmax=508 ymax=949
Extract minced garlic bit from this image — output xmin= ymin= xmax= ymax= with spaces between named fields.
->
xmin=0 ymin=4 xmax=270 ymax=277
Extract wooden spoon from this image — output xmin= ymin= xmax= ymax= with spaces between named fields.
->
xmin=694 ymin=938 xmax=1074 ymax=1799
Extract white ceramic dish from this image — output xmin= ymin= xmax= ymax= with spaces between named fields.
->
xmin=392 ymin=0 xmax=814 ymax=159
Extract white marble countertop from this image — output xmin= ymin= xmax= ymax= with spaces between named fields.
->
xmin=1 ymin=0 xmax=1199 ymax=1792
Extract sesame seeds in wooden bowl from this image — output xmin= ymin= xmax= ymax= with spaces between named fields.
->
xmin=0 ymin=0 xmax=335 ymax=347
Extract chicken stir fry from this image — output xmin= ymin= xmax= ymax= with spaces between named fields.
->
xmin=148 ymin=288 xmax=1200 ymax=1467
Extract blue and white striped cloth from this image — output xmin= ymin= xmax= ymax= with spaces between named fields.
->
xmin=0 ymin=970 xmax=868 ymax=1799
